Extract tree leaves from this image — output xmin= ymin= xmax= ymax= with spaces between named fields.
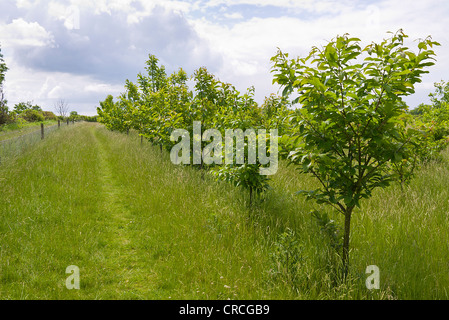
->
xmin=270 ymin=29 xmax=440 ymax=215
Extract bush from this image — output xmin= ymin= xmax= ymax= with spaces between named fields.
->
xmin=81 ymin=115 xmax=98 ymax=122
xmin=42 ymin=111 xmax=57 ymax=121
xmin=0 ymin=110 xmax=13 ymax=125
xmin=20 ymin=109 xmax=45 ymax=122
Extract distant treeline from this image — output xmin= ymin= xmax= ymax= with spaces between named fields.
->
xmin=0 ymin=100 xmax=97 ymax=127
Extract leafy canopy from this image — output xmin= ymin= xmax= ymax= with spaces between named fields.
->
xmin=271 ymin=30 xmax=440 ymax=214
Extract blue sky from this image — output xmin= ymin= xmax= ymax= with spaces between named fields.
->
xmin=1 ymin=0 xmax=448 ymax=115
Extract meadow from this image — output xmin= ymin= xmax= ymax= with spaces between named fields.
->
xmin=0 ymin=122 xmax=448 ymax=299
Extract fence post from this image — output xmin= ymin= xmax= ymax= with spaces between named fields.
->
xmin=58 ymin=120 xmax=61 ymax=128
xmin=41 ymin=123 xmax=44 ymax=140
xmin=67 ymin=119 xmax=69 ymax=126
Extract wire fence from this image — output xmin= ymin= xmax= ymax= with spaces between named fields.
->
xmin=0 ymin=121 xmax=76 ymax=165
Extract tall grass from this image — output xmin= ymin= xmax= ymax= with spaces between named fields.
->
xmin=0 ymin=120 xmax=58 ymax=141
xmin=0 ymin=122 xmax=61 ymax=165
xmin=0 ymin=122 xmax=448 ymax=299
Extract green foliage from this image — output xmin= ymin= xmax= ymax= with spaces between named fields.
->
xmin=269 ymin=228 xmax=303 ymax=287
xmin=80 ymin=115 xmax=98 ymax=122
xmin=19 ymin=109 xmax=45 ymax=122
xmin=271 ymin=29 xmax=440 ymax=274
xmin=13 ymin=101 xmax=42 ymax=114
xmin=9 ymin=101 xmax=58 ymax=124
xmin=97 ymin=95 xmax=129 ymax=133
xmin=312 ymin=210 xmax=342 ymax=251
xmin=98 ymin=53 xmax=280 ymax=204
xmin=213 ymin=163 xmax=270 ymax=204
xmin=394 ymin=81 xmax=449 ymax=187
xmin=69 ymin=111 xmax=80 ymax=121
xmin=0 ymin=45 xmax=6 ymax=83
xmin=429 ymin=80 xmax=449 ymax=108
xmin=0 ymin=45 xmax=9 ymax=125
xmin=0 ymin=107 xmax=12 ymax=125
xmin=260 ymin=94 xmax=293 ymax=136
xmin=42 ymin=111 xmax=57 ymax=121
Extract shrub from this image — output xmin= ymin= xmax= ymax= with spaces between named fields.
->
xmin=20 ymin=109 xmax=45 ymax=122
xmin=0 ymin=108 xmax=13 ymax=125
xmin=81 ymin=115 xmax=98 ymax=122
xmin=42 ymin=111 xmax=57 ymax=121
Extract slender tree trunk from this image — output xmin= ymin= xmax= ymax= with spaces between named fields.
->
xmin=342 ymin=205 xmax=355 ymax=279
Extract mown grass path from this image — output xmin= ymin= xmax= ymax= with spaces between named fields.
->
xmin=91 ymin=127 xmax=156 ymax=298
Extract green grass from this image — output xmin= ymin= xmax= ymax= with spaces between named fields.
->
xmin=1 ymin=122 xmax=448 ymax=299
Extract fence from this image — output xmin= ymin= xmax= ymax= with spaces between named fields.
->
xmin=0 ymin=120 xmax=76 ymax=165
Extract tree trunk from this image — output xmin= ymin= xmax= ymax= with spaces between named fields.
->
xmin=342 ymin=205 xmax=355 ymax=279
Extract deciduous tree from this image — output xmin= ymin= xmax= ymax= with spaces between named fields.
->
xmin=271 ymin=30 xmax=439 ymax=276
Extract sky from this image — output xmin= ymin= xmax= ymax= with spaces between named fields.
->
xmin=0 ymin=0 xmax=448 ymax=116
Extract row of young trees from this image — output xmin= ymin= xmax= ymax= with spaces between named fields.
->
xmin=98 ymin=30 xmax=449 ymax=278
xmin=97 ymin=54 xmax=291 ymax=203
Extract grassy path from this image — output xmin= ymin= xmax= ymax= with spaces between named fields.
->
xmin=92 ymin=127 xmax=156 ymax=299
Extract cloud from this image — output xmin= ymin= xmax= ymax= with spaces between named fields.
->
xmin=1 ymin=0 xmax=449 ymax=115
xmin=0 ymin=18 xmax=55 ymax=48
xmin=223 ymin=12 xmax=244 ymax=19
xmin=6 ymin=2 xmax=222 ymax=85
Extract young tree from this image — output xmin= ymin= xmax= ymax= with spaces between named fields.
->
xmin=271 ymin=30 xmax=439 ymax=277
xmin=13 ymin=101 xmax=41 ymax=114
xmin=69 ymin=111 xmax=80 ymax=121
xmin=429 ymin=80 xmax=449 ymax=109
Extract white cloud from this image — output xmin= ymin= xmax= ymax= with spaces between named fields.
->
xmin=15 ymin=0 xmax=38 ymax=9
xmin=84 ymin=83 xmax=123 ymax=94
xmin=52 ymin=0 xmax=194 ymax=25
xmin=48 ymin=2 xmax=81 ymax=30
xmin=0 ymin=18 xmax=55 ymax=48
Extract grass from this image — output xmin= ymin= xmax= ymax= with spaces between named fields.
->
xmin=0 ymin=120 xmax=58 ymax=142
xmin=0 ymin=122 xmax=448 ymax=299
